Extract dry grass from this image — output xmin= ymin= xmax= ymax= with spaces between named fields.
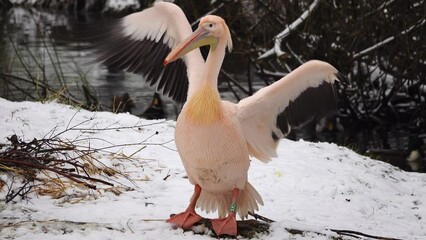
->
xmin=0 ymin=131 xmax=127 ymax=202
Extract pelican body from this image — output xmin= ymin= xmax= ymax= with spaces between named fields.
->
xmin=95 ymin=2 xmax=340 ymax=236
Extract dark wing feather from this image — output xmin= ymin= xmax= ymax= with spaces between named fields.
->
xmin=276 ymin=81 xmax=337 ymax=136
xmin=86 ymin=2 xmax=205 ymax=103
xmin=94 ymin=20 xmax=188 ymax=102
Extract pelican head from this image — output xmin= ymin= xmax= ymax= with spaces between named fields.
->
xmin=164 ymin=15 xmax=233 ymax=65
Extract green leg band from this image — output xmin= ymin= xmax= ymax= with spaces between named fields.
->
xmin=230 ymin=203 xmax=237 ymax=213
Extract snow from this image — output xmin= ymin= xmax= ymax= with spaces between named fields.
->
xmin=1 ymin=97 xmax=426 ymax=239
xmin=105 ymin=0 xmax=140 ymax=11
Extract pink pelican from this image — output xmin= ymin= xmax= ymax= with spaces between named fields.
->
xmin=95 ymin=2 xmax=340 ymax=236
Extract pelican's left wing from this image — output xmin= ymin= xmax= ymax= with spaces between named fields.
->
xmin=93 ymin=2 xmax=204 ymax=102
xmin=237 ymin=60 xmax=340 ymax=162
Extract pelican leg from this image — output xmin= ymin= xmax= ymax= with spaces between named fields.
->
xmin=167 ymin=184 xmax=202 ymax=230
xmin=211 ymin=188 xmax=239 ymax=236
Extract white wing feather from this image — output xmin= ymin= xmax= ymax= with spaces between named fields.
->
xmin=123 ymin=2 xmax=185 ymax=47
xmin=237 ymin=60 xmax=339 ymax=162
xmin=122 ymin=2 xmax=204 ymax=77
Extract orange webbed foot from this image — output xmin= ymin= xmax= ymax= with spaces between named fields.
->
xmin=211 ymin=212 xmax=237 ymax=236
xmin=167 ymin=210 xmax=202 ymax=230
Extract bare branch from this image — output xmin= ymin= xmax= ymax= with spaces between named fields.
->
xmin=353 ymin=19 xmax=426 ymax=60
xmin=258 ymin=0 xmax=322 ymax=60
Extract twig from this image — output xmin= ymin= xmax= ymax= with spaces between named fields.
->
xmin=7 ymin=35 xmax=36 ymax=82
xmin=5 ymin=181 xmax=32 ymax=203
xmin=0 ymin=158 xmax=109 ymax=189
xmin=163 ymin=169 xmax=171 ymax=181
xmin=285 ymin=42 xmax=303 ymax=64
xmin=330 ymin=229 xmax=402 ymax=240
xmin=0 ymin=75 xmax=38 ymax=100
xmin=226 ymin=78 xmax=241 ymax=101
xmin=0 ymin=73 xmax=83 ymax=106
xmin=220 ymin=69 xmax=250 ymax=95
xmin=68 ymin=120 xmax=166 ymax=131
xmin=190 ymin=1 xmax=230 ymax=27
xmin=248 ymin=212 xmax=275 ymax=223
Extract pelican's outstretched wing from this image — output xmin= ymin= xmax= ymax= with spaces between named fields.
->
xmin=237 ymin=60 xmax=340 ymax=162
xmin=94 ymin=2 xmax=204 ymax=102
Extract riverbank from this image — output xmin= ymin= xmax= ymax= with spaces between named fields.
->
xmin=1 ymin=98 xmax=426 ymax=239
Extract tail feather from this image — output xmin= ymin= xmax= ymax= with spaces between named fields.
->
xmin=196 ymin=182 xmax=263 ymax=219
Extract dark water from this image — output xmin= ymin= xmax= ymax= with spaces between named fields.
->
xmin=0 ymin=7 xmax=180 ymax=117
xmin=0 ymin=8 xmax=424 ymax=172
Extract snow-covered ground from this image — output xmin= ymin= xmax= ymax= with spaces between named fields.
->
xmin=0 ymin=98 xmax=425 ymax=239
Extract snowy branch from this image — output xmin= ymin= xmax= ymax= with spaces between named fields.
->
xmin=353 ymin=19 xmax=426 ymax=60
xmin=258 ymin=0 xmax=322 ymax=60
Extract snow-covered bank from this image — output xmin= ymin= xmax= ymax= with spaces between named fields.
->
xmin=1 ymin=98 xmax=425 ymax=239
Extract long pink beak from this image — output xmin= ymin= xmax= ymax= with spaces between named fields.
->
xmin=164 ymin=26 xmax=211 ymax=66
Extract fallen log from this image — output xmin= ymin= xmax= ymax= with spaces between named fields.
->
xmin=169 ymin=213 xmax=403 ymax=239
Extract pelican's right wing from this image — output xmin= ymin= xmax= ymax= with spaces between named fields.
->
xmin=237 ymin=60 xmax=340 ymax=162
xmin=94 ymin=2 xmax=204 ymax=102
